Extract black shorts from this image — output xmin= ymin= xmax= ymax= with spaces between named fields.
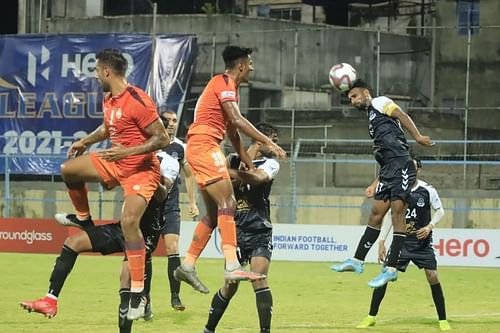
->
xmin=236 ymin=228 xmax=273 ymax=266
xmin=86 ymin=223 xmax=161 ymax=256
xmin=86 ymin=223 xmax=125 ymax=255
xmin=386 ymin=244 xmax=437 ymax=272
xmin=375 ymin=156 xmax=416 ymax=202
xmin=160 ymin=208 xmax=181 ymax=235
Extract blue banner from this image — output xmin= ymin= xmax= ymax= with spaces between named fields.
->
xmin=0 ymin=33 xmax=197 ymax=175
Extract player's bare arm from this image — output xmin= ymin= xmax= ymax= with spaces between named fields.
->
xmin=67 ymin=123 xmax=109 ymax=158
xmin=181 ymin=162 xmax=199 ymax=218
xmin=226 ymin=124 xmax=255 ymax=170
xmin=365 ymin=177 xmax=379 ymax=198
xmin=97 ymin=119 xmax=169 ymax=161
xmin=222 ymin=101 xmax=287 ymax=160
xmin=391 ymin=108 xmax=434 ymax=146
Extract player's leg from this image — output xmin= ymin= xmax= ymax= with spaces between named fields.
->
xmin=201 ymin=281 xmax=239 ymax=333
xmin=357 ymin=284 xmax=387 ymax=328
xmin=175 ymin=190 xmax=216 ymax=293
xmin=57 ymin=153 xmax=106 ymax=227
xmin=120 ymin=194 xmax=149 ymax=320
xmin=332 ymin=199 xmax=390 ymax=273
xmin=143 ymin=252 xmax=154 ymax=320
xmin=119 ymin=259 xmax=133 ymax=333
xmin=20 ymin=231 xmax=92 ymax=318
xmin=367 ymin=199 xmax=408 ymax=288
xmin=250 ymin=256 xmax=272 ymax=333
xmin=204 ymin=179 xmax=265 ymax=281
xmin=162 ymin=209 xmax=186 ymax=310
xmin=423 ymin=256 xmax=450 ymax=331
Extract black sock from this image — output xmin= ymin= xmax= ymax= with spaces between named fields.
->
xmin=168 ymin=254 xmax=181 ymax=295
xmin=431 ymin=283 xmax=447 ymax=320
xmin=118 ymin=288 xmax=132 ymax=333
xmin=205 ymin=289 xmax=230 ymax=332
xmin=386 ymin=232 xmax=406 ymax=267
xmin=354 ymin=226 xmax=381 ymax=260
xmin=48 ymin=245 xmax=78 ymax=297
xmin=144 ymin=254 xmax=152 ymax=297
xmin=255 ymin=287 xmax=273 ymax=333
xmin=369 ymin=284 xmax=388 ymax=316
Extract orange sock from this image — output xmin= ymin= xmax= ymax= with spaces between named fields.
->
xmin=217 ymin=209 xmax=238 ymax=264
xmin=67 ymin=184 xmax=90 ymax=220
xmin=185 ymin=217 xmax=214 ymax=266
xmin=125 ymin=240 xmax=145 ymax=293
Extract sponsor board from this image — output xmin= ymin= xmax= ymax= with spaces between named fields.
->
xmin=1 ymin=219 xmax=499 ymax=267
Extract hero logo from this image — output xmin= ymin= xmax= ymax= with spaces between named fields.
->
xmin=434 ymin=238 xmax=490 ymax=257
xmin=27 ymin=46 xmax=134 ymax=86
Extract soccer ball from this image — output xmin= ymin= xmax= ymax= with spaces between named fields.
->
xmin=328 ymin=63 xmax=357 ymax=92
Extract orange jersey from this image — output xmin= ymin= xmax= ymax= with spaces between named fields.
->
xmin=103 ymin=85 xmax=159 ymax=175
xmin=188 ymin=74 xmax=239 ymax=142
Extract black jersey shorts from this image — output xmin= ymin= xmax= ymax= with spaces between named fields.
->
xmin=160 ymin=208 xmax=181 ymax=235
xmin=236 ymin=228 xmax=273 ymax=266
xmin=386 ymin=243 xmax=437 ymax=272
xmin=375 ymin=156 xmax=417 ymax=202
xmin=86 ymin=222 xmax=161 ymax=256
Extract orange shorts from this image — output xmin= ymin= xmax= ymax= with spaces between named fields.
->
xmin=186 ymin=134 xmax=230 ymax=188
xmin=89 ymin=152 xmax=160 ymax=202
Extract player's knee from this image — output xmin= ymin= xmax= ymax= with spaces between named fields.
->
xmin=425 ymin=270 xmax=439 ymax=284
xmin=63 ymin=236 xmax=83 ymax=253
xmin=252 ymin=278 xmax=268 ymax=290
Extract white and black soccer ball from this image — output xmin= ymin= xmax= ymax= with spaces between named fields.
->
xmin=328 ymin=63 xmax=358 ymax=92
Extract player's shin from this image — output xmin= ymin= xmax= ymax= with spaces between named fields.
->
xmin=48 ymin=245 xmax=79 ymax=297
xmin=354 ymin=225 xmax=381 ymax=261
xmin=385 ymin=232 xmax=406 ymax=268
xmin=183 ymin=217 xmax=214 ymax=269
xmin=217 ymin=209 xmax=239 ymax=270
xmin=125 ymin=240 xmax=146 ymax=294
xmin=255 ymin=287 xmax=273 ymax=333
xmin=118 ymin=288 xmax=132 ymax=333
xmin=66 ymin=182 xmax=90 ymax=220
xmin=205 ymin=289 xmax=230 ymax=332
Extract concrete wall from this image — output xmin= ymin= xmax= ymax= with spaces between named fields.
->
xmin=435 ymin=0 xmax=500 ymax=131
xmin=43 ymin=14 xmax=430 ymax=102
xmin=2 ymin=182 xmax=499 ymax=229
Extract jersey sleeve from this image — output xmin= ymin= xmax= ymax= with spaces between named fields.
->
xmin=214 ymin=75 xmax=238 ymax=104
xmin=258 ymin=159 xmax=280 ymax=179
xmin=427 ymin=186 xmax=443 ymax=210
xmin=371 ymin=96 xmax=400 ymax=117
xmin=157 ymin=151 xmax=180 ymax=183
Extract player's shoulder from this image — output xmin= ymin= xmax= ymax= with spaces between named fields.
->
xmin=371 ymin=96 xmax=395 ymax=112
xmin=256 ymin=157 xmax=280 ymax=178
xmin=415 ymin=180 xmax=437 ymax=193
xmin=173 ymin=136 xmax=186 ymax=148
xmin=125 ymin=85 xmax=154 ymax=107
xmin=210 ymin=73 xmax=236 ymax=89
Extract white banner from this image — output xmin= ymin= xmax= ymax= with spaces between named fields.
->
xmin=178 ymin=222 xmax=500 ymax=267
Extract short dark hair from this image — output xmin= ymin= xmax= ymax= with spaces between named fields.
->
xmin=96 ymin=48 xmax=128 ymax=76
xmin=252 ymin=123 xmax=278 ymax=143
xmin=346 ymin=79 xmax=370 ymax=95
xmin=222 ymin=46 xmax=253 ymax=69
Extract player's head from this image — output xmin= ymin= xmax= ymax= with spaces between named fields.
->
xmin=254 ymin=123 xmax=279 ymax=158
xmin=160 ymin=110 xmax=177 ymax=137
xmin=347 ymin=79 xmax=371 ymax=110
xmin=222 ymin=46 xmax=254 ymax=83
xmin=95 ymin=48 xmax=128 ymax=92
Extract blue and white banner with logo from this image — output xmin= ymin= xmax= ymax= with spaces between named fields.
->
xmin=0 ymin=33 xmax=197 ymax=174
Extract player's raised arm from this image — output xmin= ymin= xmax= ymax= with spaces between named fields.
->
xmin=226 ymin=123 xmax=255 ymax=170
xmin=222 ymin=101 xmax=286 ymax=160
xmin=390 ymin=108 xmax=434 ymax=147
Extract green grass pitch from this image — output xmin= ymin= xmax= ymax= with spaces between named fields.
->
xmin=2 ymin=253 xmax=499 ymax=332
